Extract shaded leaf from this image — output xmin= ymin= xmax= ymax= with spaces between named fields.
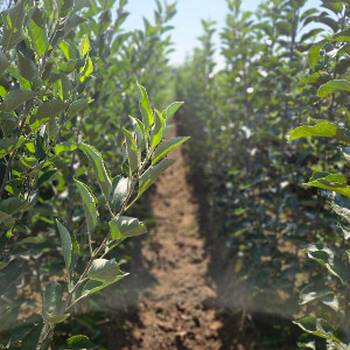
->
xmin=31 ymin=99 xmax=68 ymax=127
xmin=0 ymin=89 xmax=36 ymax=112
xmin=1 ymin=1 xmax=25 ymax=50
xmin=293 ymin=316 xmax=340 ymax=343
xmin=0 ymin=50 xmax=9 ymax=75
xmin=44 ymin=281 xmax=69 ymax=324
xmin=139 ymin=159 xmax=175 ymax=195
xmin=56 ymin=220 xmax=72 ymax=270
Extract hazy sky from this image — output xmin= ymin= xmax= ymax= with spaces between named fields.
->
xmin=125 ymin=0 xmax=321 ymax=65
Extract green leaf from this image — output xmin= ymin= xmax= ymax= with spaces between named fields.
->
xmin=60 ymin=0 xmax=74 ymax=16
xmin=307 ymin=244 xmax=348 ymax=283
xmin=74 ymin=179 xmax=98 ymax=235
xmin=334 ymin=30 xmax=350 ymax=42
xmin=109 ymin=216 xmax=146 ymax=241
xmin=64 ymin=15 xmax=85 ymax=36
xmin=18 ymin=52 xmax=38 ymax=83
xmin=59 ymin=40 xmax=71 ymax=60
xmin=318 ymin=79 xmax=350 ymax=98
xmin=288 ymin=121 xmax=337 ymax=141
xmin=309 ymin=41 xmax=326 ymax=69
xmin=129 ymin=116 xmax=147 ymax=152
xmin=44 ymin=281 xmax=69 ymax=324
xmin=79 ymin=143 xmax=112 ymax=199
xmin=68 ymin=98 xmax=88 ymax=117
xmin=81 ymin=258 xmax=128 ymax=297
xmin=288 ymin=121 xmax=350 ymax=144
xmin=123 ymin=128 xmax=139 ymax=174
xmin=299 ymin=284 xmax=336 ymax=308
xmin=109 ymin=176 xmax=131 ymax=212
xmin=0 ymin=210 xmax=15 ymax=230
xmin=87 ymin=258 xmax=121 ymax=282
xmin=137 ymin=83 xmax=154 ymax=130
xmin=80 ymin=35 xmax=90 ymax=57
xmin=17 ymin=323 xmax=42 ymax=350
xmin=37 ymin=169 xmax=57 ymax=187
xmin=79 ymin=56 xmax=93 ymax=82
xmin=0 ymin=196 xmax=29 ymax=214
xmin=0 ymin=89 xmax=36 ymax=112
xmin=31 ymin=99 xmax=68 ymax=125
xmin=66 ymin=335 xmax=94 ymax=349
xmin=152 ymin=137 xmax=190 ymax=165
xmin=28 ymin=17 xmax=49 ymax=57
xmin=81 ymin=272 xmax=128 ymax=297
xmin=0 ymin=50 xmax=9 ymax=75
xmin=56 ymin=220 xmax=72 ymax=270
xmin=55 ymin=141 xmax=77 ymax=155
xmin=305 ymin=172 xmax=350 ymax=198
xmin=165 ymin=101 xmax=184 ymax=119
xmin=150 ymin=110 xmax=166 ymax=149
xmin=0 ymin=136 xmax=25 ymax=159
xmin=1 ymin=0 xmax=25 ymax=50
xmin=293 ymin=316 xmax=340 ymax=343
xmin=139 ymin=159 xmax=175 ymax=195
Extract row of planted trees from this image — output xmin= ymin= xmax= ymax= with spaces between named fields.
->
xmin=2 ymin=0 xmax=350 ymax=348
xmin=176 ymin=0 xmax=350 ymax=348
xmin=0 ymin=0 xmax=191 ymax=349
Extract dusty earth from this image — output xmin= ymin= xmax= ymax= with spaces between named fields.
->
xmin=123 ymin=143 xmax=224 ymax=349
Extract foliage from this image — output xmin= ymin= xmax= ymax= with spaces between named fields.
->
xmin=0 ymin=0 xmax=186 ymax=349
xmin=176 ymin=0 xmax=350 ymax=348
xmin=289 ymin=2 xmax=350 ymax=348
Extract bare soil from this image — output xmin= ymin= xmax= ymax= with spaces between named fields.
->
xmin=122 ymin=144 xmax=223 ymax=349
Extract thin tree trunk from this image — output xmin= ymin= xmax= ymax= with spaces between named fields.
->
xmin=36 ymin=322 xmax=54 ymax=350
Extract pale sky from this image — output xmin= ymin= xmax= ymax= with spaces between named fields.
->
xmin=125 ymin=0 xmax=322 ymax=65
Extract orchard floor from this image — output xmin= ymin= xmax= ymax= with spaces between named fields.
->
xmin=93 ymin=131 xmax=299 ymax=350
xmin=119 ymin=143 xmax=224 ymax=349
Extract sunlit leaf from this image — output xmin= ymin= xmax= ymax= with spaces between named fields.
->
xmin=109 ymin=216 xmax=146 ymax=241
xmin=137 ymin=83 xmax=154 ymax=130
xmin=152 ymin=137 xmax=190 ymax=164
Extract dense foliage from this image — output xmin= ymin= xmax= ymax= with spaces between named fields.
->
xmin=2 ymin=0 xmax=350 ymax=348
xmin=176 ymin=0 xmax=350 ymax=348
xmin=0 ymin=0 xmax=188 ymax=349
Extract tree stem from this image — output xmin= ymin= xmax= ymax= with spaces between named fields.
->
xmin=36 ymin=322 xmax=54 ymax=350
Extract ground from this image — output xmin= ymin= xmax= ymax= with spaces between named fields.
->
xmin=121 ymin=143 xmax=224 ymax=349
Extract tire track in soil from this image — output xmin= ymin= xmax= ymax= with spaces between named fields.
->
xmin=124 ymin=141 xmax=223 ymax=349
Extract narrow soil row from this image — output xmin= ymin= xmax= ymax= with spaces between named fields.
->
xmin=124 ymin=141 xmax=223 ymax=349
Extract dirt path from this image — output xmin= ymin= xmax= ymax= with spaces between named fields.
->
xmin=126 ymin=143 xmax=223 ymax=349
